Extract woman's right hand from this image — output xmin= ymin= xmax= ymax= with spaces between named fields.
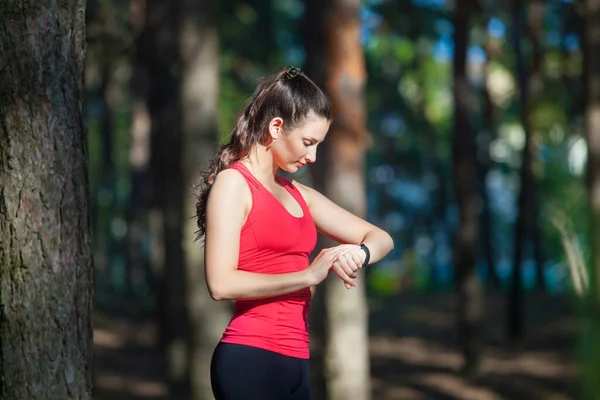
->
xmin=306 ymin=245 xmax=358 ymax=288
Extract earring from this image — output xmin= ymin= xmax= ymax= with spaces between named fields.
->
xmin=272 ymin=137 xmax=277 ymax=143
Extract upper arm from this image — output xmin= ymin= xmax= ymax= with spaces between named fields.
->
xmin=204 ymin=169 xmax=251 ymax=296
xmin=295 ymin=181 xmax=378 ymax=245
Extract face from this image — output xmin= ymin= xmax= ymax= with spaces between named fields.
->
xmin=269 ymin=113 xmax=330 ymax=173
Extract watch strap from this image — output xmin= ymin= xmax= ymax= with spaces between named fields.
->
xmin=359 ymin=244 xmax=370 ymax=267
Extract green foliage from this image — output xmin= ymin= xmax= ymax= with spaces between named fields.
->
xmin=83 ymin=0 xmax=593 ymax=303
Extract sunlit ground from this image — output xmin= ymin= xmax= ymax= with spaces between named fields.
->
xmin=93 ymin=290 xmax=578 ymax=400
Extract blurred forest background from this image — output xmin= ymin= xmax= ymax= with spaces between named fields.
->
xmin=84 ymin=0 xmax=599 ymax=399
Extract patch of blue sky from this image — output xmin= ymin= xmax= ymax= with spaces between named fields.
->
xmin=361 ymin=6 xmax=383 ymax=44
xmin=433 ymin=34 xmax=453 ymax=62
xmin=488 ymin=17 xmax=506 ymax=38
xmin=564 ymin=33 xmax=580 ymax=51
xmin=468 ymin=46 xmax=486 ymax=65
xmin=433 ymin=36 xmax=490 ymax=64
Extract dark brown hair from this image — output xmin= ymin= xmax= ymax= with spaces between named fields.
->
xmin=195 ymin=66 xmax=332 ymax=240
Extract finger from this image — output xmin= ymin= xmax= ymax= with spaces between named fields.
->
xmin=313 ymin=247 xmax=340 ymax=265
xmin=350 ymin=252 xmax=363 ymax=270
xmin=344 ymin=281 xmax=353 ymax=289
xmin=334 ymin=258 xmax=356 ymax=279
xmin=340 ymin=252 xmax=361 ymax=272
xmin=324 ymin=247 xmax=351 ymax=264
xmin=332 ymin=264 xmax=356 ymax=287
xmin=332 ymin=263 xmax=355 ymax=284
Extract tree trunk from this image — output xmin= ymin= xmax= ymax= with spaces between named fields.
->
xmin=98 ymin=7 xmax=118 ymax=292
xmin=0 ymin=1 xmax=93 ymax=398
xmin=584 ymin=0 xmax=600 ymax=311
xmin=303 ymin=0 xmax=328 ymax=398
xmin=127 ymin=0 xmax=154 ymax=301
xmin=144 ymin=0 xmax=189 ymax=396
xmin=178 ymin=0 xmax=232 ymax=398
xmin=508 ymin=0 xmax=544 ymax=344
xmin=452 ymin=0 xmax=484 ymax=375
xmin=582 ymin=1 xmax=600 ymax=398
xmin=305 ymin=1 xmax=371 ymax=399
xmin=480 ymin=21 xmax=501 ymax=288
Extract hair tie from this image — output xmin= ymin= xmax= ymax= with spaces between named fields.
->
xmin=285 ymin=66 xmax=302 ymax=80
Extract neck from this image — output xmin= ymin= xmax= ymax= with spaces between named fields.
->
xmin=242 ymin=144 xmax=279 ymax=184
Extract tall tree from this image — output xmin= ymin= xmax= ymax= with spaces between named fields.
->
xmin=140 ymin=0 xmax=189 ymax=396
xmin=480 ymin=11 xmax=502 ymax=288
xmin=178 ymin=0 xmax=231 ymax=398
xmin=127 ymin=0 xmax=154 ymax=297
xmin=582 ymin=0 xmax=600 ymax=397
xmin=305 ymin=0 xmax=371 ymax=399
xmin=508 ymin=0 xmax=544 ymax=344
xmin=584 ymin=0 xmax=600 ymax=310
xmin=452 ymin=0 xmax=484 ymax=375
xmin=0 ymin=1 xmax=93 ymax=398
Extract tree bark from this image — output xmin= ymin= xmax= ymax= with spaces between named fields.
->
xmin=0 ymin=1 xmax=93 ymax=398
xmin=178 ymin=0 xmax=232 ymax=398
xmin=452 ymin=0 xmax=484 ymax=375
xmin=305 ymin=1 xmax=371 ymax=399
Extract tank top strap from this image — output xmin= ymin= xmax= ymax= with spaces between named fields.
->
xmin=229 ymin=162 xmax=261 ymax=191
xmin=276 ymin=176 xmax=310 ymax=214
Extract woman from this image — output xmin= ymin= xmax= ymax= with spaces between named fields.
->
xmin=196 ymin=66 xmax=394 ymax=400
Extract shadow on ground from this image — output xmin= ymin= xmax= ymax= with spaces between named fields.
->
xmin=93 ymin=290 xmax=579 ymax=399
xmin=369 ymin=290 xmax=579 ymax=400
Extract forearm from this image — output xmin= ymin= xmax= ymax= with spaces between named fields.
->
xmin=360 ymin=229 xmax=394 ymax=266
xmin=209 ymin=269 xmax=313 ymax=301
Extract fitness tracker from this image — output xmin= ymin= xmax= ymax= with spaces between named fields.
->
xmin=359 ymin=243 xmax=370 ymax=268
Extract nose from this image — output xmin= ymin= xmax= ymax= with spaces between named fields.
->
xmin=305 ymin=148 xmax=317 ymax=163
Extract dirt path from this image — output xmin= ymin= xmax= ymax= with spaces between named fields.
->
xmin=369 ymin=291 xmax=578 ymax=399
xmin=93 ymin=290 xmax=579 ymax=400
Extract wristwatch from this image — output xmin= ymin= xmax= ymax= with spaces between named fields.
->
xmin=359 ymin=244 xmax=370 ymax=268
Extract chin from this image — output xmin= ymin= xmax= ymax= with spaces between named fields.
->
xmin=278 ymin=164 xmax=300 ymax=174
xmin=284 ymin=165 xmax=300 ymax=173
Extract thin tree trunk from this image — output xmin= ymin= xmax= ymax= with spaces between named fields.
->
xmin=480 ymin=22 xmax=501 ymax=288
xmin=178 ymin=0 xmax=232 ymax=398
xmin=584 ymin=0 xmax=600 ymax=311
xmin=452 ymin=0 xmax=484 ymax=375
xmin=582 ymin=2 xmax=600 ymax=398
xmin=127 ymin=0 xmax=154 ymax=300
xmin=306 ymin=1 xmax=371 ymax=399
xmin=145 ymin=0 xmax=189 ymax=396
xmin=303 ymin=1 xmax=329 ymax=398
xmin=0 ymin=1 xmax=93 ymax=398
xmin=98 ymin=8 xmax=118 ymax=291
xmin=528 ymin=1 xmax=546 ymax=293
xmin=508 ymin=0 xmax=544 ymax=343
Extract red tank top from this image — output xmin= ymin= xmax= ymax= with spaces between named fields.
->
xmin=219 ymin=162 xmax=317 ymax=359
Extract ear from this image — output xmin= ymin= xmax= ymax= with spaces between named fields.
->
xmin=268 ymin=117 xmax=284 ymax=141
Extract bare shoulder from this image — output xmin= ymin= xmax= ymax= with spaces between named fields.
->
xmin=291 ymin=179 xmax=318 ymax=207
xmin=208 ymin=168 xmax=252 ymax=208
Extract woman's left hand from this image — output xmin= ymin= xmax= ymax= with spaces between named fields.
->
xmin=331 ymin=246 xmax=366 ymax=289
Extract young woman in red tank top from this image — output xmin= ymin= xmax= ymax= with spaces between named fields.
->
xmin=195 ymin=66 xmax=394 ymax=400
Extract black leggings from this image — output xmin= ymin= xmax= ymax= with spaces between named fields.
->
xmin=210 ymin=342 xmax=311 ymax=400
